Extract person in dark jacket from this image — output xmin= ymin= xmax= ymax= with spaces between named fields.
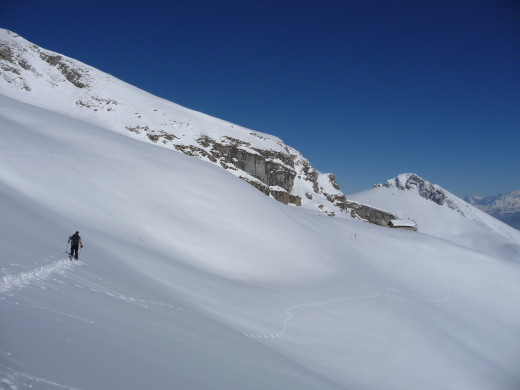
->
xmin=68 ymin=231 xmax=83 ymax=260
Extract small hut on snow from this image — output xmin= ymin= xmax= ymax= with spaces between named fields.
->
xmin=387 ymin=219 xmax=418 ymax=231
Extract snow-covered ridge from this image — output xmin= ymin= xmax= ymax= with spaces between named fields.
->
xmin=377 ymin=173 xmax=464 ymax=214
xmin=0 ymin=28 xmax=381 ymax=220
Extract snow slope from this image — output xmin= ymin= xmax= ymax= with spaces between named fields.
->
xmin=2 ymin=94 xmax=520 ymax=389
xmin=349 ymin=173 xmax=520 ymax=262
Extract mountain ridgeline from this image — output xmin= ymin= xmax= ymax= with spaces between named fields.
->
xmin=0 ymin=28 xmax=397 ymax=226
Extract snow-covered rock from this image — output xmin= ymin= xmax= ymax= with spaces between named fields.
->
xmin=379 ymin=173 xmax=463 ymax=213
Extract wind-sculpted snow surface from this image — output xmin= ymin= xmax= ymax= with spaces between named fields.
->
xmin=2 ymin=95 xmax=520 ymax=389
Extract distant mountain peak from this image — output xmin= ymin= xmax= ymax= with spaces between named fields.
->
xmin=375 ymin=173 xmax=464 ymax=214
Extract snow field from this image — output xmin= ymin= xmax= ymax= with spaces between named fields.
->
xmin=1 ymin=95 xmax=520 ymax=389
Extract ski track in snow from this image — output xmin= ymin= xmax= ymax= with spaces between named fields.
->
xmin=246 ymin=273 xmax=451 ymax=339
xmin=1 ymin=256 xmax=205 ymax=324
xmin=0 ymin=259 xmax=76 ymax=294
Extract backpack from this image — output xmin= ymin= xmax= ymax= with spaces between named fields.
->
xmin=70 ymin=234 xmax=80 ymax=246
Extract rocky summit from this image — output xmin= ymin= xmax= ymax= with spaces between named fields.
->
xmin=377 ymin=173 xmax=464 ymax=214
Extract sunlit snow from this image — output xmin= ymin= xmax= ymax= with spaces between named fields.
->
xmin=2 ymin=94 xmax=520 ymax=390
xmin=2 ymin=27 xmax=520 ymax=390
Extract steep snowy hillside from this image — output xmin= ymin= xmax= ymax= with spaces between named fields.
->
xmin=0 ymin=28 xmax=391 ymax=223
xmin=2 ymin=92 xmax=520 ymax=389
xmin=349 ymin=173 xmax=520 ymax=261
xmin=465 ymin=191 xmax=520 ymax=230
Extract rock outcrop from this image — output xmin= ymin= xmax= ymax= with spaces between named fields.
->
xmin=344 ymin=201 xmax=397 ymax=226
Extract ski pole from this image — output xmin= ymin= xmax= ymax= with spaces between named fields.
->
xmin=65 ymin=242 xmax=69 ymax=254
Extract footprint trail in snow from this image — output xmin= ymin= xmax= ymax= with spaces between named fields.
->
xmin=0 ymin=259 xmax=76 ymax=294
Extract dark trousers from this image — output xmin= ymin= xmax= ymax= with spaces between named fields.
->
xmin=70 ymin=245 xmax=79 ymax=259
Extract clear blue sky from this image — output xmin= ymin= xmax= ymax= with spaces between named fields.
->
xmin=3 ymin=0 xmax=519 ymax=196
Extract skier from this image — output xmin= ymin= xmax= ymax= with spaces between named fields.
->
xmin=68 ymin=231 xmax=83 ymax=261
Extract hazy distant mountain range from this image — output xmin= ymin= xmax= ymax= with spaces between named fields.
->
xmin=464 ymin=191 xmax=520 ymax=230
